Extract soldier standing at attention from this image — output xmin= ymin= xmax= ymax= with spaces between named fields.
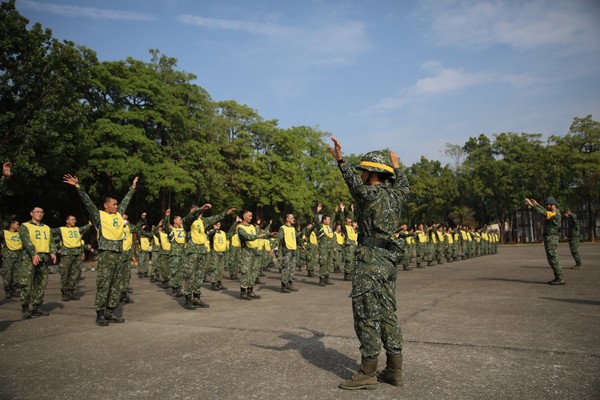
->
xmin=277 ymin=213 xmax=303 ymax=293
xmin=1 ymin=218 xmax=23 ymax=298
xmin=63 ymin=174 xmax=138 ymax=326
xmin=339 ymin=204 xmax=358 ymax=280
xmin=314 ymin=204 xmax=335 ymax=287
xmin=525 ymin=197 xmax=565 ymax=285
xmin=328 ymin=137 xmax=408 ymax=390
xmin=19 ymin=207 xmax=57 ymax=318
xmin=563 ymin=210 xmax=582 ymax=269
xmin=52 ymin=215 xmax=91 ymax=301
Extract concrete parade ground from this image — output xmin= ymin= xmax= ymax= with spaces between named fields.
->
xmin=0 ymin=243 xmax=599 ymax=400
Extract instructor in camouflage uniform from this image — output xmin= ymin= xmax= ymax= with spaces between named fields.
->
xmin=329 ymin=137 xmax=408 ymax=390
xmin=525 ymin=197 xmax=565 ymax=285
xmin=564 ymin=210 xmax=582 ymax=269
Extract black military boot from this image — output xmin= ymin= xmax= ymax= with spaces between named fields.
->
xmin=210 ymin=283 xmax=219 ymax=291
xmin=217 ymin=281 xmax=227 ymax=290
xmin=183 ymin=296 xmax=197 ymax=310
xmin=192 ymin=296 xmax=210 ymax=308
xmin=280 ymin=282 xmax=291 ymax=293
xmin=307 ymin=270 xmax=315 ymax=277
xmin=248 ymin=287 xmax=261 ymax=299
xmin=22 ymin=305 xmax=32 ymax=319
xmin=105 ymin=308 xmax=124 ymax=323
xmin=319 ymin=277 xmax=326 ymax=287
xmin=287 ymin=281 xmax=299 ymax=292
xmin=96 ymin=309 xmax=109 ymax=326
xmin=240 ymin=288 xmax=251 ymax=300
xmin=324 ymin=276 xmax=334 ymax=286
xmin=61 ymin=292 xmax=70 ymax=302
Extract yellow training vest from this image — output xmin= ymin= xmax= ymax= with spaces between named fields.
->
xmin=3 ymin=230 xmax=22 ymax=251
xmin=231 ymin=233 xmax=241 ymax=248
xmin=190 ymin=218 xmax=206 ymax=245
xmin=237 ymin=224 xmax=258 ymax=249
xmin=173 ymin=227 xmax=186 ymax=244
xmin=159 ymin=231 xmax=171 ymax=251
xmin=345 ymin=225 xmax=358 ymax=243
xmin=123 ymin=225 xmax=133 ymax=251
xmin=60 ymin=227 xmax=82 ymax=248
xmin=281 ymin=225 xmax=297 ymax=250
xmin=99 ymin=211 xmax=124 ymax=241
xmin=417 ymin=231 xmax=428 ymax=243
xmin=309 ymin=231 xmax=318 ymax=245
xmin=140 ymin=237 xmax=151 ymax=251
xmin=23 ymin=222 xmax=51 ymax=253
xmin=335 ymin=232 xmax=345 ymax=245
xmin=213 ymin=231 xmax=227 ymax=252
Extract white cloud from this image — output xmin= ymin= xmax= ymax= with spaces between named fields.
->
xmin=367 ymin=61 xmax=535 ymax=113
xmin=416 ymin=0 xmax=600 ymax=51
xmin=177 ymin=14 xmax=370 ymax=66
xmin=21 ymin=0 xmax=157 ymax=21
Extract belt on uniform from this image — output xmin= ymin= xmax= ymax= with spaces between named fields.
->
xmin=358 ymin=236 xmax=391 ymax=250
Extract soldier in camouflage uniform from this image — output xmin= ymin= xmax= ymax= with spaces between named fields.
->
xmin=182 ymin=204 xmax=236 ymax=309
xmin=314 ymin=204 xmax=336 ymax=286
xmin=564 ymin=210 xmax=582 ymax=269
xmin=277 ymin=213 xmax=303 ymax=293
xmin=525 ymin=197 xmax=565 ymax=285
xmin=52 ymin=216 xmax=91 ymax=301
xmin=235 ymin=211 xmax=270 ymax=300
xmin=338 ymin=204 xmax=358 ymax=280
xmin=414 ymin=224 xmax=429 ymax=268
xmin=1 ymin=218 xmax=23 ymax=298
xmin=63 ymin=174 xmax=137 ymax=326
xmin=207 ymin=221 xmax=229 ymax=291
xmin=328 ymin=137 xmax=408 ymax=390
xmin=19 ymin=207 xmax=57 ymax=318
xmin=302 ymin=223 xmax=318 ymax=277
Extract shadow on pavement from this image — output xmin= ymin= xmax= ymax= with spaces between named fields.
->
xmin=254 ymin=327 xmax=359 ymax=379
xmin=539 ymin=297 xmax=600 ymax=306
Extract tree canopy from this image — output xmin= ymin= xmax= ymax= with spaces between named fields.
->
xmin=1 ymin=1 xmax=598 ymax=241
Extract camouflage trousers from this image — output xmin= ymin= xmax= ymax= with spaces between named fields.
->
xmin=169 ymin=254 xmax=184 ymax=290
xmin=318 ymin=246 xmax=334 ymax=279
xmin=117 ymin=250 xmax=133 ymax=296
xmin=210 ymin=251 xmax=226 ymax=284
xmin=183 ymin=252 xmax=210 ymax=297
xmin=239 ymin=248 xmax=260 ymax=289
xmin=280 ymin=249 xmax=297 ymax=285
xmin=333 ymin=244 xmax=344 ymax=271
xmin=227 ymin=248 xmax=241 ymax=277
xmin=1 ymin=250 xmax=22 ymax=294
xmin=138 ymin=251 xmax=151 ymax=274
xmin=568 ymin=238 xmax=581 ymax=266
xmin=306 ymin=245 xmax=318 ymax=272
xmin=95 ymin=250 xmax=124 ymax=311
xmin=343 ymin=244 xmax=357 ymax=274
xmin=20 ymin=253 xmax=51 ymax=307
xmin=415 ymin=243 xmax=429 ymax=266
xmin=158 ymin=253 xmax=170 ymax=283
xmin=59 ymin=254 xmax=83 ymax=294
xmin=543 ymin=235 xmax=563 ymax=279
xmin=351 ymin=245 xmax=403 ymax=359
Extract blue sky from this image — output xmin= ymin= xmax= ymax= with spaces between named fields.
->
xmin=15 ymin=0 xmax=600 ymax=166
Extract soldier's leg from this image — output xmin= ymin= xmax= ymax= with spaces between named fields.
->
xmin=569 ymin=239 xmax=582 ymax=267
xmin=31 ymin=258 xmax=50 ymax=313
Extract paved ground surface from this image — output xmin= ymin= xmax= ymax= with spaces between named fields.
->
xmin=0 ymin=243 xmax=599 ymax=400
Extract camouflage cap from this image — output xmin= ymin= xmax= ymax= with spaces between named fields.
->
xmin=356 ymin=150 xmax=394 ymax=174
xmin=544 ymin=197 xmax=557 ymax=205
